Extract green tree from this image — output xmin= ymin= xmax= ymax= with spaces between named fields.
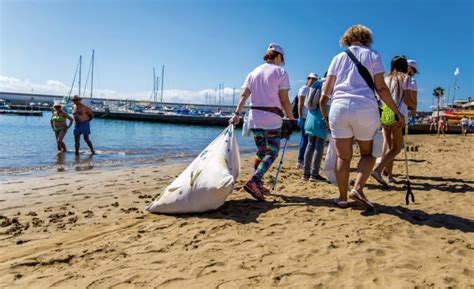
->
xmin=433 ymin=87 xmax=445 ymax=118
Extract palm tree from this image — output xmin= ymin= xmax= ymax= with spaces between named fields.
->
xmin=433 ymin=87 xmax=445 ymax=118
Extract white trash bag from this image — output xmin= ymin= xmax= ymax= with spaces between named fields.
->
xmin=323 ymin=134 xmax=338 ymax=185
xmin=146 ymin=125 xmax=240 ymax=214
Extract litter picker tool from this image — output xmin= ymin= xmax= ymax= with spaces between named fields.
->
xmin=271 ymin=137 xmax=289 ymax=192
xmin=403 ymin=124 xmax=415 ymax=205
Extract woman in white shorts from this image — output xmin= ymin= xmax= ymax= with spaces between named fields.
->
xmin=319 ymin=25 xmax=404 ymax=210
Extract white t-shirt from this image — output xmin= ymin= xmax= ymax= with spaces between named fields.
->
xmin=327 ymin=45 xmax=385 ymax=109
xmin=408 ymin=78 xmax=418 ymax=91
xmin=297 ymin=85 xmax=309 ymax=118
xmin=385 ymin=74 xmax=410 ymax=121
xmin=461 ymin=117 xmax=469 ymax=126
xmin=242 ymin=63 xmax=291 ymax=129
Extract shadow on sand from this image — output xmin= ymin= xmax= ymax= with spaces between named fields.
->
xmin=365 ymin=174 xmax=474 ymax=194
xmin=184 ymin=194 xmax=474 ymax=233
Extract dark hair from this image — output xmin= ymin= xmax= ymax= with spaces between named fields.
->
xmin=263 ymin=50 xmax=283 ymax=62
xmin=390 ymin=55 xmax=408 ymax=74
xmin=388 ymin=55 xmax=408 ymax=104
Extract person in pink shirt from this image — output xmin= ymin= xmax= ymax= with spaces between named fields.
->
xmin=230 ymin=43 xmax=296 ymax=201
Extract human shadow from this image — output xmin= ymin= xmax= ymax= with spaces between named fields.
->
xmin=186 ymin=194 xmax=474 ymax=233
xmin=366 ymin=174 xmax=474 ymax=194
xmin=362 ymin=204 xmax=474 ymax=233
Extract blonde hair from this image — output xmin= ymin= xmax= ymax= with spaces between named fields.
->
xmin=340 ymin=25 xmax=373 ymax=47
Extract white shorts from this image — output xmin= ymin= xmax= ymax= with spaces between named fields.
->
xmin=329 ymin=99 xmax=381 ymax=141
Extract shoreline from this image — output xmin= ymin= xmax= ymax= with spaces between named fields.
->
xmin=0 ymin=134 xmax=473 ymax=288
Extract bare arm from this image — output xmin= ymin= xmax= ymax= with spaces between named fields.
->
xmin=229 ymin=88 xmax=250 ymax=125
xmin=279 ymin=89 xmax=295 ymax=120
xmin=374 ymin=73 xmax=404 ymax=124
xmin=64 ymin=112 xmax=74 ymax=128
xmin=298 ymin=95 xmax=305 ymax=118
xmin=86 ymin=106 xmax=94 ymax=120
xmin=405 ymin=89 xmax=417 ymax=117
xmin=319 ymin=75 xmax=336 ymax=121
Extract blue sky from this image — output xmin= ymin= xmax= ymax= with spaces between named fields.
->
xmin=0 ymin=0 xmax=472 ymax=111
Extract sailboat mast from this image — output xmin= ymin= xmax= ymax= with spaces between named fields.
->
xmin=78 ymin=55 xmax=82 ymax=97
xmin=153 ymin=67 xmax=156 ymax=103
xmin=90 ymin=50 xmax=94 ymax=98
xmin=453 ymin=74 xmax=458 ymax=104
xmin=160 ymin=65 xmax=164 ymax=103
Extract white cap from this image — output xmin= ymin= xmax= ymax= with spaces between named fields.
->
xmin=53 ymin=100 xmax=62 ymax=107
xmin=407 ymin=59 xmax=419 ymax=73
xmin=267 ymin=43 xmax=285 ymax=56
xmin=307 ymin=73 xmax=318 ymax=79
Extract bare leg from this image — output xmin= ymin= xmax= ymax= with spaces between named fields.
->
xmin=57 ymin=129 xmax=67 ymax=152
xmin=374 ymin=125 xmax=402 ymax=174
xmin=74 ymin=134 xmax=81 ymax=155
xmin=333 ymin=137 xmax=353 ymax=202
xmin=55 ymin=131 xmax=61 ymax=151
xmin=83 ymin=135 xmax=95 ymax=154
xmin=354 ymin=140 xmax=375 ymax=200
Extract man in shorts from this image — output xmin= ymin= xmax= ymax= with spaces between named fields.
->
xmin=71 ymin=95 xmax=95 ymax=155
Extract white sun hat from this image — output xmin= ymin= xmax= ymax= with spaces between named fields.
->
xmin=53 ymin=100 xmax=62 ymax=107
xmin=267 ymin=43 xmax=285 ymax=55
xmin=307 ymin=73 xmax=318 ymax=79
xmin=407 ymin=59 xmax=419 ymax=73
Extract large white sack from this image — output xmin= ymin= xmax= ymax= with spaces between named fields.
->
xmin=323 ymin=134 xmax=338 ymax=185
xmin=145 ymin=125 xmax=240 ymax=214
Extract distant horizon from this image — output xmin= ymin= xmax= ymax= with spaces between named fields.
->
xmin=2 ymin=89 xmax=471 ymax=113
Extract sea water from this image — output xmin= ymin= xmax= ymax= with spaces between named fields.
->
xmin=0 ymin=113 xmax=297 ymax=179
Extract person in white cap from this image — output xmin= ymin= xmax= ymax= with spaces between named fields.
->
xmin=295 ymin=72 xmax=318 ymax=169
xmin=50 ymin=101 xmax=73 ymax=153
xmin=406 ymin=59 xmax=419 ymax=121
xmin=229 ymin=43 xmax=296 ymax=201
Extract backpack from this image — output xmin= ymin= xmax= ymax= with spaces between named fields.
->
xmin=304 ymin=81 xmax=323 ymax=110
xmin=291 ymin=95 xmax=299 ymax=118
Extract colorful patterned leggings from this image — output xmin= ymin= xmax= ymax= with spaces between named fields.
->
xmin=251 ymin=128 xmax=281 ymax=181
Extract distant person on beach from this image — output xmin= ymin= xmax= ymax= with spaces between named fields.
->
xmin=302 ymin=73 xmax=328 ymax=182
xmin=460 ymin=116 xmax=469 ymax=136
xmin=319 ymin=25 xmax=404 ymax=209
xmin=50 ymin=101 xmax=73 ymax=153
xmin=229 ymin=43 xmax=296 ymax=201
xmin=372 ymin=55 xmax=410 ymax=186
xmin=430 ymin=117 xmax=438 ymax=133
xmin=71 ymin=95 xmax=95 ymax=155
xmin=295 ymin=73 xmax=318 ymax=170
xmin=438 ymin=116 xmax=447 ymax=137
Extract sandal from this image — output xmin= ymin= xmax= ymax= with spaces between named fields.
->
xmin=371 ymin=170 xmax=389 ymax=188
xmin=333 ymin=198 xmax=349 ymax=209
xmin=349 ymin=189 xmax=376 ymax=212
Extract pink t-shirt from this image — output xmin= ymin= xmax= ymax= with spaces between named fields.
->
xmin=242 ymin=63 xmax=291 ymax=129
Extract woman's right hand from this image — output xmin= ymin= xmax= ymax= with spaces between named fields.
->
xmin=229 ymin=113 xmax=240 ymax=125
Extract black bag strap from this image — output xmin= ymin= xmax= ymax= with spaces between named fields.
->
xmin=345 ymin=49 xmax=375 ymax=93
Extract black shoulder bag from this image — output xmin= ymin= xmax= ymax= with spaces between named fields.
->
xmin=344 ymin=49 xmax=383 ymax=117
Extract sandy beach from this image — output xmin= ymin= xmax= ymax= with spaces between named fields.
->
xmin=0 ymin=134 xmax=473 ymax=288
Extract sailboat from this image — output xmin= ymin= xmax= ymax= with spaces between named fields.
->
xmin=63 ymin=50 xmax=95 ymax=111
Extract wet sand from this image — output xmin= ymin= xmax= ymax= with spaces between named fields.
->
xmin=0 ymin=134 xmax=473 ymax=288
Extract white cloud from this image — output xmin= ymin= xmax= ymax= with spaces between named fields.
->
xmin=0 ymin=75 xmax=241 ymax=105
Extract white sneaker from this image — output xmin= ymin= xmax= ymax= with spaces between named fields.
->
xmin=295 ymin=162 xmax=303 ymax=170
